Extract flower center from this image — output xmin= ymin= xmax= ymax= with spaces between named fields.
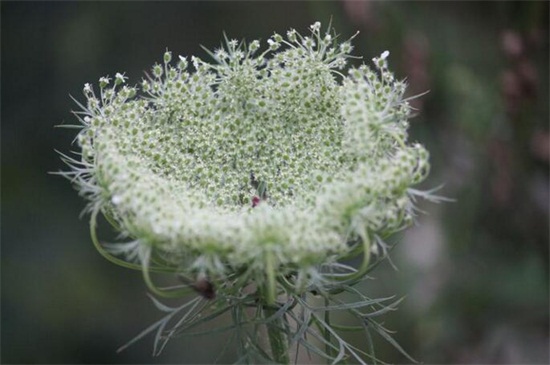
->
xmin=128 ymin=57 xmax=352 ymax=210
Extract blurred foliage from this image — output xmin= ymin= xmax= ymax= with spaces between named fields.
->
xmin=1 ymin=1 xmax=548 ymax=364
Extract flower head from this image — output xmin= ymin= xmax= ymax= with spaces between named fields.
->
xmin=60 ymin=22 xmax=437 ymax=363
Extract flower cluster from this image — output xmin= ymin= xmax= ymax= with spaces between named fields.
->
xmin=60 ymin=22 xmax=434 ymax=363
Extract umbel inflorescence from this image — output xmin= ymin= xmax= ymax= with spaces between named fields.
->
xmin=60 ymin=22 xmax=436 ymax=363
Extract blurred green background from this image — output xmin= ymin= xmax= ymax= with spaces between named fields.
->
xmin=2 ymin=1 xmax=548 ymax=364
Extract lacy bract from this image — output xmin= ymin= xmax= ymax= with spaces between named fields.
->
xmin=65 ymin=22 xmax=429 ymax=296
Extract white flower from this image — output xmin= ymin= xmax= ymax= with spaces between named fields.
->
xmin=287 ymin=28 xmax=297 ymax=42
xmin=83 ymin=83 xmax=92 ymax=94
xmin=98 ymin=76 xmax=110 ymax=88
xmin=310 ymin=21 xmax=321 ymax=32
xmin=267 ymin=38 xmax=280 ymax=50
xmin=114 ymin=72 xmax=127 ymax=85
xmin=60 ymin=22 xmax=437 ymax=363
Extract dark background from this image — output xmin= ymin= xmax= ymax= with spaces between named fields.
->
xmin=2 ymin=1 xmax=548 ymax=363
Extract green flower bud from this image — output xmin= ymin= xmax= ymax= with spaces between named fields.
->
xmin=163 ymin=50 xmax=172 ymax=64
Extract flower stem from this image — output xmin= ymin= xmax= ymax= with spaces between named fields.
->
xmin=263 ymin=250 xmax=289 ymax=363
xmin=265 ymin=306 xmax=290 ymax=364
xmin=324 ymin=297 xmax=332 ymax=358
xmin=265 ymin=250 xmax=277 ymax=305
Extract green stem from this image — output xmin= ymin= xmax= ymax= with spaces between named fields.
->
xmin=90 ymin=207 xmax=142 ymax=271
xmin=263 ymin=250 xmax=289 ymax=364
xmin=265 ymin=306 xmax=290 ymax=364
xmin=324 ymin=297 xmax=332 ymax=359
xmin=265 ymin=250 xmax=277 ymax=305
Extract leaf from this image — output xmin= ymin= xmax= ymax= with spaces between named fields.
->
xmin=370 ymin=321 xmax=417 ymax=363
xmin=117 ymin=316 xmax=168 ymax=353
